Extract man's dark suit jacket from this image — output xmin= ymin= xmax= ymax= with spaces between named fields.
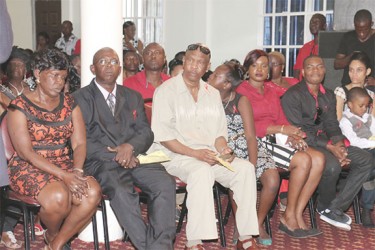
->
xmin=73 ymin=79 xmax=153 ymax=173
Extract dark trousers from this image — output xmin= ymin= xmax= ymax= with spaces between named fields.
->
xmin=315 ymin=146 xmax=373 ymax=212
xmin=361 ymin=148 xmax=375 ymax=209
xmin=2 ymin=209 xmax=18 ymax=232
xmin=87 ymin=161 xmax=176 ymax=250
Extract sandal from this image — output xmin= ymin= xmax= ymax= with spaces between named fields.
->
xmin=0 ymin=231 xmax=22 ymax=249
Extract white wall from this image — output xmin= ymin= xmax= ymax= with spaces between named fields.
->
xmin=164 ymin=0 xmax=262 ymax=69
xmin=61 ymin=0 xmax=81 ymax=37
xmin=6 ymin=0 xmax=261 ymax=70
xmin=6 ymin=0 xmax=81 ymax=50
xmin=6 ymin=0 xmax=33 ymax=49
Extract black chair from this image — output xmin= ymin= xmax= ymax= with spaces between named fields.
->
xmin=0 ymin=114 xmax=41 ymax=250
xmin=91 ymin=196 xmax=110 ymax=250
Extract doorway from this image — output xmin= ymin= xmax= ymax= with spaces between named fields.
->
xmin=35 ymin=0 xmax=61 ymax=47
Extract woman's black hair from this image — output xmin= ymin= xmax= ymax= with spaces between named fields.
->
xmin=37 ymin=31 xmax=50 ymax=42
xmin=168 ymin=58 xmax=183 ymax=75
xmin=350 ymin=51 xmax=372 ymax=70
xmin=31 ymin=48 xmax=69 ymax=72
xmin=223 ymin=61 xmax=244 ymax=88
xmin=123 ymin=21 xmax=135 ymax=30
xmin=4 ymin=46 xmax=31 ymax=75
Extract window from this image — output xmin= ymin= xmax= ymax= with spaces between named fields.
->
xmin=263 ymin=0 xmax=334 ymax=76
xmin=123 ymin=0 xmax=163 ymax=46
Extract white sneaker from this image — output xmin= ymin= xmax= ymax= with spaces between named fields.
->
xmin=319 ymin=209 xmax=351 ymax=231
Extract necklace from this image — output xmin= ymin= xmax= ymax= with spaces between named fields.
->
xmin=223 ymin=91 xmax=233 ymax=109
xmin=8 ymin=81 xmax=24 ymax=96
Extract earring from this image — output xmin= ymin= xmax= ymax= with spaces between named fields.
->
xmin=35 ymin=78 xmax=40 ymax=84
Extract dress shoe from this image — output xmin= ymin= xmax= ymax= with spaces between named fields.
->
xmin=304 ymin=228 xmax=323 ymax=237
xmin=278 ymin=222 xmax=311 ymax=238
xmin=184 ymin=244 xmax=205 ymax=250
xmin=361 ymin=208 xmax=375 ymax=228
xmin=237 ymin=237 xmax=259 ymax=250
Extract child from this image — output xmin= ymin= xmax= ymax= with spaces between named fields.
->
xmin=339 ymin=87 xmax=375 ymax=227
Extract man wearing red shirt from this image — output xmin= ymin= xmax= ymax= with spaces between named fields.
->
xmin=293 ymin=14 xmax=326 ymax=80
xmin=124 ymin=42 xmax=170 ymax=100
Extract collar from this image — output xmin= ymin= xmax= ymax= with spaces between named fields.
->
xmin=94 ymin=79 xmax=117 ymax=100
xmin=176 ymin=74 xmax=211 ymax=95
xmin=306 ymin=81 xmax=326 ymax=98
xmin=135 ymin=70 xmax=169 ymax=88
xmin=343 ymin=109 xmax=370 ymax=121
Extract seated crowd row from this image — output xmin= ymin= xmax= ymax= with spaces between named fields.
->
xmin=1 ymin=19 xmax=375 ymax=250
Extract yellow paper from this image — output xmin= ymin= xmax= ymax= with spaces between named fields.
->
xmin=369 ymin=136 xmax=375 ymax=141
xmin=137 ymin=150 xmax=171 ymax=164
xmin=216 ymin=156 xmax=235 ymax=172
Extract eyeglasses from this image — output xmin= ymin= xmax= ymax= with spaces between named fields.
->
xmin=314 ymin=107 xmax=323 ymax=125
xmin=97 ymin=58 xmax=120 ymax=66
xmin=186 ymin=44 xmax=211 ymax=55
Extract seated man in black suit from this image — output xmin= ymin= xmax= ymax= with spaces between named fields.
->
xmin=73 ymin=47 xmax=176 ymax=250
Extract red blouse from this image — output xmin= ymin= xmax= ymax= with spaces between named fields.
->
xmin=236 ymin=81 xmax=289 ymax=138
xmin=265 ymin=77 xmax=299 ymax=97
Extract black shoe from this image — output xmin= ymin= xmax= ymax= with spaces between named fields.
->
xmin=361 ymin=208 xmax=375 ymax=228
xmin=304 ymin=228 xmax=323 ymax=237
xmin=278 ymin=222 xmax=310 ymax=238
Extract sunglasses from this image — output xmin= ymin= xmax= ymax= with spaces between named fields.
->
xmin=314 ymin=107 xmax=323 ymax=125
xmin=187 ymin=44 xmax=211 ymax=55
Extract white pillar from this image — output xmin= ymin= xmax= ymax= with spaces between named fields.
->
xmin=81 ymin=0 xmax=123 ymax=87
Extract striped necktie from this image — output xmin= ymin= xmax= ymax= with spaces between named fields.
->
xmin=106 ymin=93 xmax=115 ymax=115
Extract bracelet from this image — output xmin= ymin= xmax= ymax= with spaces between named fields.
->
xmin=280 ymin=125 xmax=285 ymax=134
xmin=73 ymin=168 xmax=84 ymax=173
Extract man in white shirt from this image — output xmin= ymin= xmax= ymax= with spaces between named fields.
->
xmin=55 ymin=20 xmax=78 ymax=55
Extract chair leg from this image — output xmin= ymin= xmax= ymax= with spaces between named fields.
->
xmin=308 ymin=197 xmax=317 ymax=228
xmin=22 ymin=204 xmax=30 ymax=250
xmin=353 ymin=193 xmax=362 ymax=224
xmin=223 ymin=197 xmax=232 ymax=226
xmin=265 ymin=213 xmax=272 ymax=238
xmin=176 ymin=192 xmax=188 ymax=233
xmin=92 ymin=212 xmax=99 ymax=250
xmin=0 ymin=187 xmax=6 ymax=241
xmin=101 ymin=199 xmax=110 ymax=250
xmin=213 ymin=184 xmax=226 ymax=247
xmin=122 ymin=231 xmax=129 ymax=242
xmin=29 ymin=210 xmax=36 ymax=241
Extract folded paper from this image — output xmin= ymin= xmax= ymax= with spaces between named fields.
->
xmin=137 ymin=150 xmax=171 ymax=164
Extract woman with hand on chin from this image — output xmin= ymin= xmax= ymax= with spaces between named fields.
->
xmin=236 ymin=49 xmax=324 ymax=240
xmin=7 ymin=48 xmax=101 ymax=250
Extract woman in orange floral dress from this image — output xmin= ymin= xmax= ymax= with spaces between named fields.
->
xmin=7 ymin=48 xmax=101 ymax=250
